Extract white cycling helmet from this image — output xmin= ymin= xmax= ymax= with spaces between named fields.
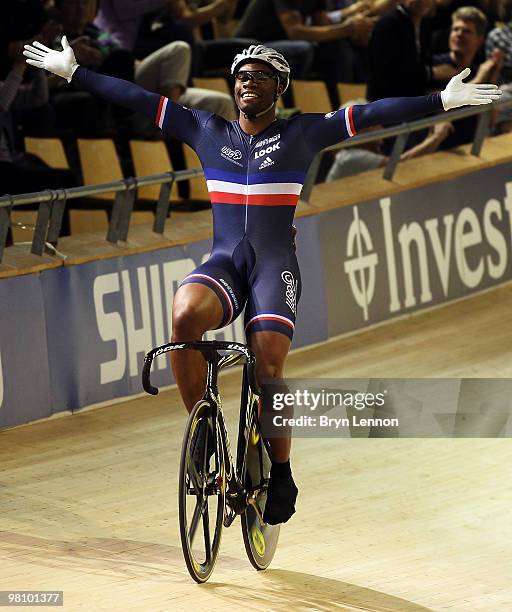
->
xmin=231 ymin=45 xmax=290 ymax=94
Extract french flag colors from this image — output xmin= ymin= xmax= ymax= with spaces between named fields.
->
xmin=156 ymin=96 xmax=168 ymax=130
xmin=185 ymin=273 xmax=233 ymax=323
xmin=344 ymin=106 xmax=356 ymax=138
xmin=207 ymin=180 xmax=302 ymax=206
xmin=204 ymin=169 xmax=306 ymax=207
xmin=245 ymin=313 xmax=295 ymax=332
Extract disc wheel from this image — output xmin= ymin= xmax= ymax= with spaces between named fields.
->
xmin=179 ymin=400 xmax=225 ymax=583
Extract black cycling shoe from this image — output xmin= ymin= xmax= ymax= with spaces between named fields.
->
xmin=263 ymin=471 xmax=298 ymax=525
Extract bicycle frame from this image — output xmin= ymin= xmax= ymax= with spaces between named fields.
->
xmin=142 ymin=340 xmax=263 ymax=521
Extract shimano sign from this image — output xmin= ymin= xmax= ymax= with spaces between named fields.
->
xmin=42 ymin=240 xmax=252 ymax=411
xmin=93 ymin=259 xmax=246 ymax=385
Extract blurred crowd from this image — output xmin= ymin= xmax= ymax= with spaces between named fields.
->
xmin=2 ymin=0 xmax=512 ymax=210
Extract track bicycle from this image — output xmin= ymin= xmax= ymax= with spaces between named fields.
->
xmin=142 ymin=340 xmax=280 ymax=583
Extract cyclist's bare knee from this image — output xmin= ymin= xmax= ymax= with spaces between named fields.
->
xmin=172 ymin=284 xmax=223 ymax=340
xmin=249 ymin=331 xmax=291 ymax=381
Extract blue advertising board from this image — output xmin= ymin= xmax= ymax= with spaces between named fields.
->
xmin=1 ymin=162 xmax=511 ymax=428
xmin=0 ymin=274 xmax=52 ymax=428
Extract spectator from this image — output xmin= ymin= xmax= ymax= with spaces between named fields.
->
xmin=94 ymin=0 xmax=170 ymax=52
xmin=50 ymin=0 xmax=132 ymax=136
xmin=134 ymin=40 xmax=237 ymax=125
xmin=93 ymin=0 xmax=236 ymax=119
xmin=145 ymin=0 xmax=313 ymax=95
xmin=486 ymin=0 xmax=512 ymax=131
xmin=1 ymin=0 xmax=60 ymax=78
xmin=432 ymin=6 xmax=497 ymax=85
xmin=148 ymin=0 xmax=255 ymax=77
xmin=430 ymin=0 xmax=499 ymax=55
xmin=431 ymin=6 xmax=503 ymax=147
xmin=1 ymin=1 xmax=62 ymax=136
xmin=54 ymin=0 xmax=134 ymax=81
xmin=235 ymin=0 xmax=376 ymax=106
xmin=486 ymin=0 xmax=512 ymax=82
xmin=0 ymin=56 xmax=76 ymax=241
xmin=326 ymin=0 xmax=382 ymax=81
xmin=367 ymin=0 xmax=434 ymax=101
xmin=367 ymin=0 xmax=435 ymax=153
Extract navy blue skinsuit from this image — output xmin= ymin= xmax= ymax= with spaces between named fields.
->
xmin=74 ymin=67 xmax=443 ymax=339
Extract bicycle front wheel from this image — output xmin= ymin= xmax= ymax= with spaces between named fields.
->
xmin=179 ymin=399 xmax=225 ymax=583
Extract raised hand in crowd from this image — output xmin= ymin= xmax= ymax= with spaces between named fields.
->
xmin=472 ymin=48 xmax=504 ymax=84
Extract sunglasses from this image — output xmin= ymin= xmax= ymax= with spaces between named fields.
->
xmin=234 ymin=70 xmax=278 ymax=83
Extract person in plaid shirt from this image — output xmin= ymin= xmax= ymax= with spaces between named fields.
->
xmin=486 ymin=0 xmax=512 ymax=131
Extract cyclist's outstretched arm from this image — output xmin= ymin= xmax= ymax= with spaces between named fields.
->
xmin=355 ymin=68 xmax=501 ymax=131
xmin=23 ymin=36 xmax=204 ymax=144
xmin=303 ymin=68 xmax=502 ymax=150
xmin=78 ymin=67 xmax=161 ymax=117
xmin=24 ymin=36 xmax=159 ymax=112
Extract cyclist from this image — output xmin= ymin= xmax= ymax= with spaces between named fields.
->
xmin=24 ymin=38 xmax=501 ymax=525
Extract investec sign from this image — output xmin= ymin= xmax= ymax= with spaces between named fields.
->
xmin=320 ymin=165 xmax=512 ymax=335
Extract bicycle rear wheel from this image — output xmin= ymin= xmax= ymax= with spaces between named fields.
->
xmin=240 ymin=398 xmax=280 ymax=570
xmin=179 ymin=399 xmax=225 ymax=583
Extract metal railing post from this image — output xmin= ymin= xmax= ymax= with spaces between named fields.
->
xmin=383 ymin=132 xmax=409 ymax=180
xmin=0 ymin=198 xmax=12 ymax=263
xmin=31 ymin=192 xmax=53 ymax=255
xmin=46 ymin=189 xmax=67 ymax=245
xmin=470 ymin=110 xmax=491 ymax=157
xmin=153 ymin=179 xmax=173 ymax=234
xmin=117 ymin=179 xmax=137 ymax=242
xmin=301 ymin=151 xmax=323 ymax=203
xmin=106 ymin=191 xmax=123 ymax=243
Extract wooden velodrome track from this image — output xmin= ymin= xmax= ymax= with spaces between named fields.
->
xmin=1 ymin=284 xmax=511 ymax=611
xmin=1 ymin=138 xmax=512 ymax=611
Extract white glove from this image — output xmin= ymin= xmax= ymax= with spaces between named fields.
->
xmin=23 ymin=35 xmax=79 ymax=83
xmin=440 ymin=67 xmax=502 ymax=111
